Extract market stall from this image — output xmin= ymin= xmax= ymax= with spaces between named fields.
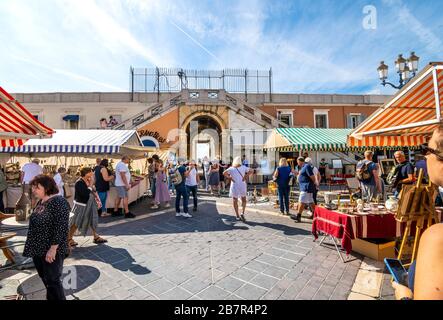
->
xmin=0 ymin=86 xmax=54 ymax=148
xmin=348 ymin=62 xmax=442 ymax=148
xmin=0 ymin=129 xmax=156 ymax=210
xmin=312 ymin=206 xmax=442 ymax=262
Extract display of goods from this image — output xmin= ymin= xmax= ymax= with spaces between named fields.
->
xmin=5 ymin=162 xmax=21 ymax=183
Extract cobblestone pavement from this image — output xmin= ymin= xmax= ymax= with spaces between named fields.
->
xmin=1 ymin=195 xmax=364 ymax=300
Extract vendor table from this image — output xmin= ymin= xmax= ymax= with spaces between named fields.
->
xmin=312 ymin=206 xmax=442 ymax=261
xmin=3 ymin=178 xmax=149 ymax=210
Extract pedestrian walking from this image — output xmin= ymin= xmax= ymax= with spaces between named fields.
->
xmin=273 ymin=158 xmax=293 ymax=215
xmin=186 ymin=160 xmax=200 ymax=212
xmin=305 ymin=158 xmax=321 ymax=205
xmin=94 ymin=159 xmax=114 ymax=216
xmin=293 ymin=157 xmax=316 ymax=222
xmin=113 ymin=156 xmax=136 ymax=218
xmin=223 ymin=156 xmax=252 ymax=222
xmin=218 ymin=158 xmax=228 ymax=194
xmin=23 ymin=175 xmax=70 ymax=300
xmin=68 ymin=167 xmax=107 ymax=248
xmin=172 ymin=159 xmax=191 ymax=218
xmin=151 ymin=160 xmax=171 ymax=209
xmin=208 ymin=160 xmax=220 ymax=196
xmin=202 ymin=156 xmax=211 ymax=191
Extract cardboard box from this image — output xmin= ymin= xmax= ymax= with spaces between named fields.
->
xmin=351 ymin=238 xmax=396 ymax=261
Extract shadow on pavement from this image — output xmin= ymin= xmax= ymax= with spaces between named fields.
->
xmin=69 ymin=246 xmax=151 ymax=275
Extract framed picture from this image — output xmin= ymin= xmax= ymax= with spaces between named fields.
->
xmin=379 ymin=159 xmax=396 ymax=175
xmin=344 ymin=164 xmax=356 ymax=175
xmin=332 ymin=159 xmax=343 ymax=169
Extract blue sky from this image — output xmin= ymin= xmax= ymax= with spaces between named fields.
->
xmin=0 ymin=0 xmax=442 ymax=94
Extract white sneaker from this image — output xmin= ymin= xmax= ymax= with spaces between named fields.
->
xmin=181 ymin=213 xmax=193 ymax=218
xmin=151 ymin=205 xmax=159 ymax=209
xmin=164 ymin=203 xmax=171 ymax=208
xmin=176 ymin=212 xmax=182 ymax=217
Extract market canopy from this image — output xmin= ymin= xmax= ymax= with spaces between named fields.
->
xmin=265 ymin=128 xmax=353 ymax=152
xmin=348 ymin=62 xmax=442 ymax=148
xmin=0 ymin=129 xmax=156 ymax=157
xmin=0 ymin=87 xmax=54 ymax=147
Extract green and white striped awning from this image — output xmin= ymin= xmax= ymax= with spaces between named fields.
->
xmin=264 ymin=128 xmax=420 ymax=152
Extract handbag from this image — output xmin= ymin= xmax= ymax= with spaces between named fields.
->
xmin=63 ymin=184 xmax=72 ymax=198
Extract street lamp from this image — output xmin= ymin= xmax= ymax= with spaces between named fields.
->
xmin=378 ymin=52 xmax=420 ymax=89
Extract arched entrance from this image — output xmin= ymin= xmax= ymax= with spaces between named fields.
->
xmin=186 ymin=116 xmax=222 ymax=162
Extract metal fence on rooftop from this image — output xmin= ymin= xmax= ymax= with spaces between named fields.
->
xmin=129 ymin=67 xmax=273 ymax=102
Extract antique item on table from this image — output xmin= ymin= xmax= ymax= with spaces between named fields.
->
xmin=15 ymin=187 xmax=31 ymax=222
xmin=5 ymin=162 xmax=21 ymax=184
xmin=356 ymin=199 xmax=364 ymax=213
xmin=370 ymin=202 xmax=379 ymax=213
xmin=385 ymin=196 xmax=399 ymax=212
xmin=43 ymin=165 xmax=57 ymax=176
xmin=324 ymin=192 xmax=338 ymax=205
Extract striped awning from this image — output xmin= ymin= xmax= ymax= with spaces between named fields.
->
xmin=0 ymin=87 xmax=54 ymax=147
xmin=265 ymin=128 xmax=354 ymax=152
xmin=0 ymin=129 xmax=154 ymax=155
xmin=348 ymin=62 xmax=443 ymax=147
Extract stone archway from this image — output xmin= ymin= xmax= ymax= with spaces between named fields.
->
xmin=178 ymin=106 xmax=230 ymax=160
xmin=185 ymin=115 xmax=222 ymax=162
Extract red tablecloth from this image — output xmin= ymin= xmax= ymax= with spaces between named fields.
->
xmin=312 ymin=207 xmax=442 ymax=254
xmin=312 ymin=206 xmax=355 ymax=254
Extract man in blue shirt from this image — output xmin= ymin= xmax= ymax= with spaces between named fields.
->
xmin=174 ymin=159 xmax=192 ymax=218
xmin=293 ymin=157 xmax=316 ymax=223
xmin=393 ymin=151 xmax=415 ymax=198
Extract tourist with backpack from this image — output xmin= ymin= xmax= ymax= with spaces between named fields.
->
xmin=172 ymin=159 xmax=192 ymax=218
xmin=356 ymin=150 xmax=382 ymax=202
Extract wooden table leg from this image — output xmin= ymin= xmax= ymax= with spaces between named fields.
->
xmin=0 ymin=240 xmax=16 ymax=264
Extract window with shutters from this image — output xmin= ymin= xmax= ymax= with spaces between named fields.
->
xmin=347 ymin=113 xmax=363 ymax=129
xmin=277 ymin=110 xmax=293 ymax=127
xmin=314 ymin=110 xmax=329 ymax=128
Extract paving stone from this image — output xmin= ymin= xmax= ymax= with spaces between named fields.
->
xmin=128 ymin=287 xmax=153 ymax=300
xmin=164 ymin=271 xmax=194 ymax=285
xmin=231 ymin=268 xmax=259 ymax=282
xmin=216 ymin=276 xmax=246 ymax=293
xmin=244 ymin=260 xmax=269 ymax=272
xmin=250 ymin=274 xmax=279 ymax=290
xmin=198 ymin=285 xmax=230 ymax=300
xmin=143 ymin=278 xmax=176 ymax=296
xmin=160 ymin=286 xmax=193 ymax=300
xmin=262 ymin=265 xmax=288 ymax=279
xmin=234 ymin=283 xmax=267 ymax=300
xmin=180 ymin=277 xmax=211 ymax=295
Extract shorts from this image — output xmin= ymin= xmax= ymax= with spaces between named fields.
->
xmin=299 ymin=191 xmax=314 ymax=204
xmin=116 ymin=186 xmax=128 ymax=198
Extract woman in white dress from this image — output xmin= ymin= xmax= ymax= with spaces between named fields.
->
xmin=223 ymin=156 xmax=252 ymax=222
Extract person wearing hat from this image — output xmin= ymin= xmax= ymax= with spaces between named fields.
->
xmin=21 ymin=159 xmax=43 ymax=207
xmin=293 ymin=157 xmax=316 ymax=223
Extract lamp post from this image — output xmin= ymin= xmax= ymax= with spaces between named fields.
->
xmin=378 ymin=52 xmax=420 ymax=89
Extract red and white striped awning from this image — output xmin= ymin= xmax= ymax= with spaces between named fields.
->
xmin=348 ymin=62 xmax=443 ymax=148
xmin=0 ymin=87 xmax=54 ymax=147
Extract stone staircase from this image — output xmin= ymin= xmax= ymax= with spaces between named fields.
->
xmin=112 ymin=89 xmax=288 ymax=130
